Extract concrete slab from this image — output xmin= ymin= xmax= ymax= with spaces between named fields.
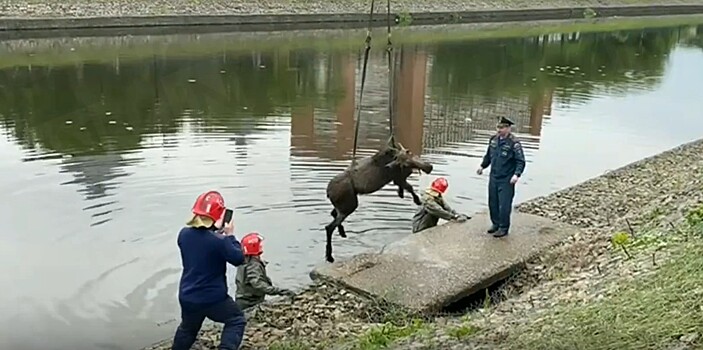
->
xmin=310 ymin=212 xmax=579 ymax=313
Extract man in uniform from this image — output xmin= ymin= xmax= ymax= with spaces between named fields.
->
xmin=476 ymin=117 xmax=526 ymax=237
xmin=411 ymin=177 xmax=470 ymax=233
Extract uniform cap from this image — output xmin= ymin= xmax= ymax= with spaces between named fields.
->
xmin=497 ymin=116 xmax=515 ymax=127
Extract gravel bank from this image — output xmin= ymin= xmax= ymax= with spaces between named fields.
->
xmin=2 ymin=0 xmax=703 ymax=18
xmin=144 ymin=138 xmax=703 ymax=350
xmin=386 ymin=138 xmax=703 ymax=349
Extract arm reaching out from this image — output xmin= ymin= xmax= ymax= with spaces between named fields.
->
xmin=246 ymin=261 xmax=292 ymax=296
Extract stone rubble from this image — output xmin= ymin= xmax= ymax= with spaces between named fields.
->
xmin=143 ymin=139 xmax=703 ymax=350
xmin=144 ymin=281 xmax=385 ymax=350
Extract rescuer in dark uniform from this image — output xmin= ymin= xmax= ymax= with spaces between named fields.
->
xmin=476 ymin=117 xmax=526 ymax=237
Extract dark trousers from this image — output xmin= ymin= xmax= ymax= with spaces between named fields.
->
xmin=488 ymin=177 xmax=515 ymax=231
xmin=172 ymin=296 xmax=246 ymax=350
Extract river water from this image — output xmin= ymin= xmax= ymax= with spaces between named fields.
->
xmin=0 ymin=22 xmax=702 ymax=350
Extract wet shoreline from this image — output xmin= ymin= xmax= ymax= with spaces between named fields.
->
xmin=143 ymin=137 xmax=703 ymax=349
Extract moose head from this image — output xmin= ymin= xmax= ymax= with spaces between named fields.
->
xmin=385 ymin=141 xmax=433 ymax=175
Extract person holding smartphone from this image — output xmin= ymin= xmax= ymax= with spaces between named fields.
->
xmin=171 ymin=191 xmax=247 ymax=350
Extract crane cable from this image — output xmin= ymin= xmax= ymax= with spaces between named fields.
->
xmin=350 ymin=0 xmax=396 ymax=166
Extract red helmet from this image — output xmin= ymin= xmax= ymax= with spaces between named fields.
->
xmin=241 ymin=233 xmax=264 ymax=256
xmin=430 ymin=177 xmax=449 ymax=194
xmin=191 ymin=191 xmax=226 ymax=221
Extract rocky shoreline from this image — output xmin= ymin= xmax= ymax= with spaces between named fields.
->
xmin=1 ymin=0 xmax=703 ymax=19
xmin=144 ymin=138 xmax=703 ymax=350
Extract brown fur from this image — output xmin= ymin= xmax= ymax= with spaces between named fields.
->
xmin=324 ymin=141 xmax=433 ymax=262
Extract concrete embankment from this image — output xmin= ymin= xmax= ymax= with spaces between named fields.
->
xmin=310 ymin=212 xmax=580 ymax=314
xmin=1 ymin=0 xmax=703 ymax=34
xmin=143 ymin=137 xmax=703 ymax=350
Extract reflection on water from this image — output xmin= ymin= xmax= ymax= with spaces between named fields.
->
xmin=0 ymin=24 xmax=702 ymax=350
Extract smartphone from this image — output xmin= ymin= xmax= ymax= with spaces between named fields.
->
xmin=223 ymin=208 xmax=234 ymax=225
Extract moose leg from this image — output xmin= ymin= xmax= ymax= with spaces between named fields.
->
xmin=393 ymin=179 xmax=405 ymax=199
xmin=325 ymin=223 xmax=335 ymax=263
xmin=325 ymin=210 xmax=351 ymax=263
xmin=398 ymin=179 xmax=422 ymax=205
xmin=330 ymin=209 xmax=347 ymax=238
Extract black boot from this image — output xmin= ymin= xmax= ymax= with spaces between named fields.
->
xmin=487 ymin=225 xmax=499 ymax=234
xmin=492 ymin=229 xmax=509 ymax=238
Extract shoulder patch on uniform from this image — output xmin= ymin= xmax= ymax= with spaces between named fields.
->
xmin=513 ymin=141 xmax=522 ymax=149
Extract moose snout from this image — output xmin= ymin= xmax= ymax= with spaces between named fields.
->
xmin=422 ymin=163 xmax=433 ymax=174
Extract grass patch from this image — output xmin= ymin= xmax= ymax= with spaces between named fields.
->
xmin=446 ymin=323 xmax=479 ymax=340
xmin=353 ymin=319 xmax=427 ymax=349
xmin=268 ymin=340 xmax=310 ymax=350
xmin=499 ymin=226 xmax=703 ymax=349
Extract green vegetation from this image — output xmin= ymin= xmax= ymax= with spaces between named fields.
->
xmin=583 ymin=8 xmax=598 ymax=19
xmin=493 ymin=206 xmax=703 ymax=350
xmin=501 ymin=242 xmax=703 ymax=349
xmin=611 ymin=231 xmax=633 ymax=259
xmin=686 ymin=204 xmax=703 ymax=227
xmin=446 ymin=323 xmax=479 ymax=340
xmin=396 ymin=12 xmax=413 ymax=26
xmin=354 ymin=319 xmax=427 ymax=349
xmin=268 ymin=340 xmax=309 ymax=350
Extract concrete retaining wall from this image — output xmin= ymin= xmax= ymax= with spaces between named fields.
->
xmin=1 ymin=5 xmax=703 ymax=36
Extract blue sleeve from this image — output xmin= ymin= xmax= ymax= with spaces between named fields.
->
xmin=480 ymin=138 xmax=492 ymax=169
xmin=513 ymin=140 xmax=526 ymax=177
xmin=221 ymin=235 xmax=245 ymax=266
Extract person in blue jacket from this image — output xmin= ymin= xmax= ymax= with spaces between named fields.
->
xmin=476 ymin=117 xmax=526 ymax=237
xmin=171 ymin=191 xmax=247 ymax=350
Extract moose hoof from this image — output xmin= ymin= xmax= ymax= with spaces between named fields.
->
xmin=413 ymin=197 xmax=422 ymax=205
xmin=326 ymin=256 xmax=335 ymax=263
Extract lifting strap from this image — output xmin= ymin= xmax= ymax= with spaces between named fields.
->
xmin=350 ymin=0 xmax=375 ymax=166
xmin=385 ymin=0 xmax=395 ymax=146
xmin=350 ymin=0 xmax=396 ymax=166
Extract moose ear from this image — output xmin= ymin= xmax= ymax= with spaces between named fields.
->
xmin=386 ymin=160 xmax=399 ymax=168
xmin=386 ymin=136 xmax=395 ymax=147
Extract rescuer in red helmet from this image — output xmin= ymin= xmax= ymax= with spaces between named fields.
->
xmin=411 ymin=177 xmax=470 ymax=233
xmin=172 ymin=191 xmax=247 ymax=350
xmin=234 ymin=232 xmax=295 ymax=312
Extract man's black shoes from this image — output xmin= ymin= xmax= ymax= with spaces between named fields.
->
xmin=492 ymin=229 xmax=509 ymax=238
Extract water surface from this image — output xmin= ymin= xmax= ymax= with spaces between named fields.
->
xmin=1 ymin=23 xmax=702 ymax=350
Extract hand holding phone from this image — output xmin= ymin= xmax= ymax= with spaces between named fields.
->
xmin=223 ymin=209 xmax=234 ymax=225
xmin=222 ymin=209 xmax=235 ymax=235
